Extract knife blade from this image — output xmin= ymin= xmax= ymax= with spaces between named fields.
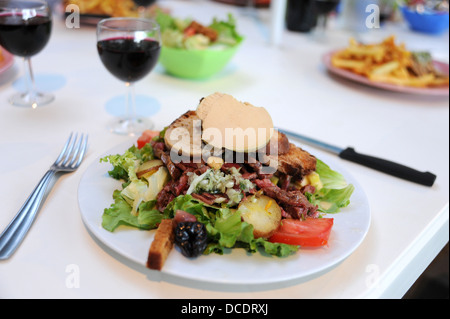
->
xmin=277 ymin=128 xmax=437 ymax=187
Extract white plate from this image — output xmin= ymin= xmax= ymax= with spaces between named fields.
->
xmin=78 ymin=142 xmax=371 ymax=285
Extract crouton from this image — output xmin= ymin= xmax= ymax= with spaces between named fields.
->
xmin=147 ymin=219 xmax=175 ymax=271
xmin=186 ymin=21 xmax=218 ymax=42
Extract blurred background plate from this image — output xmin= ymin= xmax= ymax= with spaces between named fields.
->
xmin=323 ymin=50 xmax=449 ymax=96
xmin=0 ymin=48 xmax=14 ymax=75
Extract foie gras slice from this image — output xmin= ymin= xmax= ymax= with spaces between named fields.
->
xmin=198 ymin=92 xmax=274 ymax=153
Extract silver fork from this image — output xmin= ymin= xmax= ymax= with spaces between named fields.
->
xmin=0 ymin=133 xmax=88 ymax=260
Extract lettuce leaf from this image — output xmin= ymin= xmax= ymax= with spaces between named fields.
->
xmin=307 ymin=159 xmax=355 ymax=214
xmin=161 ymin=28 xmax=184 ymax=49
xmin=156 ymin=10 xmax=191 ymax=33
xmin=209 ymin=13 xmax=243 ymax=46
xmin=156 ymin=10 xmax=243 ymax=49
xmin=316 ymin=159 xmax=348 ymax=189
xmin=102 ymin=190 xmax=162 ymax=232
xmin=100 ymin=144 xmax=154 ymax=182
xmin=100 ymin=143 xmax=165 ymax=231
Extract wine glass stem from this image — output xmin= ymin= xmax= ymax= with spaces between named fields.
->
xmin=125 ymin=82 xmax=136 ymax=125
xmin=138 ymin=6 xmax=145 ymax=18
xmin=318 ymin=14 xmax=328 ymax=31
xmin=24 ymin=57 xmax=38 ymax=108
xmin=243 ymin=0 xmax=255 ymax=17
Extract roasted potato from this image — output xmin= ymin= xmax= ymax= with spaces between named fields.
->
xmin=136 ymin=159 xmax=164 ymax=179
xmin=238 ymin=194 xmax=282 ymax=239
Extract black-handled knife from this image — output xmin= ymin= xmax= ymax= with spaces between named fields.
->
xmin=277 ymin=128 xmax=437 ymax=187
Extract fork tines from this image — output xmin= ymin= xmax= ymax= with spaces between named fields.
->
xmin=54 ymin=133 xmax=88 ymax=169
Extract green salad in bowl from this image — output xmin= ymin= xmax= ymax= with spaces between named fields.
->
xmin=155 ymin=11 xmax=244 ymax=79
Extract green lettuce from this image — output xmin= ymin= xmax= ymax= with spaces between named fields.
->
xmin=209 ymin=13 xmax=243 ymax=46
xmin=163 ymin=195 xmax=298 ymax=257
xmin=100 ymin=144 xmax=154 ymax=182
xmin=307 ymin=159 xmax=355 ymax=214
xmin=156 ymin=11 xmax=243 ymax=49
xmin=100 ymin=143 xmax=168 ymax=231
xmin=102 ymin=190 xmax=162 ymax=232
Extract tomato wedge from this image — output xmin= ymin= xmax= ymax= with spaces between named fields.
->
xmin=184 ymin=26 xmax=196 ymax=37
xmin=269 ymin=218 xmax=334 ymax=247
xmin=137 ymin=130 xmax=160 ymax=149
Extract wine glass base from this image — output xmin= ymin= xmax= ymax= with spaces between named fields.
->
xmin=9 ymin=91 xmax=54 ymax=108
xmin=107 ymin=116 xmax=154 ymax=136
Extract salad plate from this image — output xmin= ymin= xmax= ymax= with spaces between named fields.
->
xmin=78 ymin=140 xmax=371 ymax=285
xmin=323 ymin=50 xmax=449 ymax=96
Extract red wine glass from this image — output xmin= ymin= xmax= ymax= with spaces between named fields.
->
xmin=97 ymin=17 xmax=161 ymax=135
xmin=0 ymin=0 xmax=53 ymax=108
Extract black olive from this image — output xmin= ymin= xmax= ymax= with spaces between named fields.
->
xmin=174 ymin=222 xmax=208 ymax=258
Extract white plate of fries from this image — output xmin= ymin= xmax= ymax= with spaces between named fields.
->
xmin=324 ymin=36 xmax=449 ymax=96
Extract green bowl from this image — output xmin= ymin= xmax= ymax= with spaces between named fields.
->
xmin=159 ymin=43 xmax=242 ymax=79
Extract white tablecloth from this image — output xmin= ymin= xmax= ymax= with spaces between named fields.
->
xmin=0 ymin=0 xmax=448 ymax=299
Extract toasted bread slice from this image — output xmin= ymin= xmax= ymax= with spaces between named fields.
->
xmin=147 ymin=219 xmax=175 ymax=271
xmin=264 ymin=130 xmax=290 ymax=156
xmin=267 ymin=143 xmax=316 ymax=178
xmin=164 ymin=110 xmax=203 ymax=158
xmin=278 ymin=143 xmax=317 ymax=177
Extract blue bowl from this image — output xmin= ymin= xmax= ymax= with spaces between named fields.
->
xmin=400 ymin=6 xmax=449 ymax=35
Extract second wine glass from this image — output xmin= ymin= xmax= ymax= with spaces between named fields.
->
xmin=0 ymin=0 xmax=53 ymax=108
xmin=97 ymin=17 xmax=161 ymax=135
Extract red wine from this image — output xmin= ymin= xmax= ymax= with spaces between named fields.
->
xmin=0 ymin=14 xmax=52 ymax=57
xmin=97 ymin=37 xmax=161 ymax=83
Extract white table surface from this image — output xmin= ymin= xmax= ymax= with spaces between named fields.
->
xmin=0 ymin=0 xmax=448 ymax=299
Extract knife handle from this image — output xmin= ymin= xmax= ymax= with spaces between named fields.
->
xmin=339 ymin=147 xmax=437 ymax=187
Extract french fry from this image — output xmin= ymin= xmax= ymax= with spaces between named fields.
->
xmin=64 ymin=0 xmax=139 ymax=17
xmin=331 ymin=36 xmax=449 ymax=88
xmin=370 ymin=61 xmax=400 ymax=76
xmin=331 ymin=57 xmax=367 ymax=73
xmin=344 ymin=46 xmax=385 ymax=62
